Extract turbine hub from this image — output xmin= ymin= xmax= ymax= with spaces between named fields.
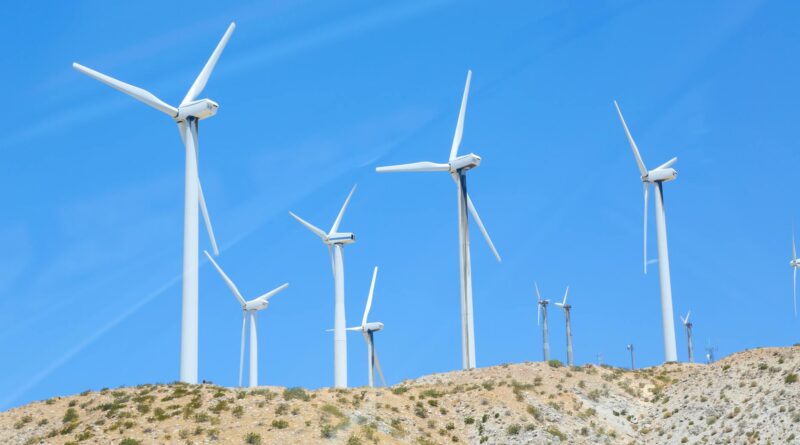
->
xmin=449 ymin=153 xmax=481 ymax=172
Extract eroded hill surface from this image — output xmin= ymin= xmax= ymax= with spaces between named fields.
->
xmin=1 ymin=346 xmax=798 ymax=445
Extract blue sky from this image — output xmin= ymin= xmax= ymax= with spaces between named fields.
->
xmin=1 ymin=0 xmax=798 ymax=410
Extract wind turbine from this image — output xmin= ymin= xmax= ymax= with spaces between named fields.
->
xmin=680 ymin=311 xmax=694 ymax=363
xmin=289 ymin=185 xmax=357 ymax=388
xmin=204 ymin=251 xmax=288 ymax=387
xmin=553 ymin=286 xmax=573 ymax=366
xmin=626 ymin=344 xmax=635 ymax=370
xmin=790 ymin=230 xmax=799 ymax=317
xmin=376 ymin=70 xmax=501 ymax=370
xmin=73 ymin=23 xmax=236 ymax=383
xmin=342 ymin=266 xmax=386 ymax=388
xmin=535 ymin=283 xmax=550 ymax=362
xmin=705 ymin=340 xmax=717 ymax=364
xmin=614 ymin=101 xmax=679 ymax=363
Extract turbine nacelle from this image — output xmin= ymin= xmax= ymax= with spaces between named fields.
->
xmin=177 ymin=98 xmax=219 ymax=121
xmin=326 ymin=232 xmax=356 ymax=245
xmin=449 ymin=153 xmax=481 ymax=172
xmin=364 ymin=321 xmax=384 ymax=332
xmin=244 ymin=299 xmax=268 ymax=311
xmin=644 ymin=167 xmax=677 ymax=183
xmin=790 ymin=259 xmax=800 ymax=268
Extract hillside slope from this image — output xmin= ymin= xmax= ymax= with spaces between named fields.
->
xmin=2 ymin=346 xmax=798 ymax=445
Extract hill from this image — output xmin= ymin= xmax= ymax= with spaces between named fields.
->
xmin=1 ymin=346 xmax=798 ymax=444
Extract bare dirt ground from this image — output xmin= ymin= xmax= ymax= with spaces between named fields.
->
xmin=1 ymin=346 xmax=798 ymax=445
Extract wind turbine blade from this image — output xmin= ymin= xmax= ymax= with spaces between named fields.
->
xmin=643 ymin=183 xmax=649 ymax=274
xmin=204 ymin=250 xmax=246 ymax=306
xmin=375 ymin=162 xmax=450 ymax=173
xmin=466 ymin=194 xmax=502 ymax=262
xmin=72 ymin=63 xmax=177 ymax=116
xmin=373 ymin=346 xmax=387 ymax=387
xmin=255 ymin=283 xmax=289 ymax=301
xmin=562 ymin=286 xmax=569 ymax=306
xmin=655 ymin=157 xmax=678 ymax=170
xmin=535 ymin=282 xmax=542 ymax=302
xmin=330 ymin=185 xmax=357 ymax=233
xmin=363 ymin=266 xmax=378 ymax=327
xmin=289 ymin=212 xmax=327 ymax=240
xmin=239 ymin=313 xmax=246 ymax=387
xmin=450 ymin=70 xmax=472 ymax=161
xmin=793 ymin=228 xmax=797 ymax=261
xmin=181 ymin=22 xmax=236 ymax=106
xmin=613 ymin=100 xmax=647 ymax=176
xmin=346 ymin=327 xmax=363 ymax=331
xmin=794 ymin=267 xmax=797 ymax=317
xmin=685 ymin=311 xmax=691 ymax=324
xmin=198 ymin=178 xmax=219 ymax=256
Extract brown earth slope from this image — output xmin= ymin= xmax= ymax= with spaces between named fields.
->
xmin=1 ymin=346 xmax=798 ymax=445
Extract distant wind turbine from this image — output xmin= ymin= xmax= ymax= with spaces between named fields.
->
xmin=535 ymin=283 xmax=550 ymax=362
xmin=626 ymin=344 xmax=635 ymax=370
xmin=341 ymin=266 xmax=386 ymax=388
xmin=376 ymin=70 xmax=501 ymax=370
xmin=204 ymin=251 xmax=288 ymax=387
xmin=790 ymin=229 xmax=799 ymax=317
xmin=553 ymin=286 xmax=574 ymax=366
xmin=290 ymin=185 xmax=357 ymax=388
xmin=614 ymin=100 xmax=679 ymax=363
xmin=680 ymin=311 xmax=694 ymax=363
xmin=73 ymin=23 xmax=236 ymax=383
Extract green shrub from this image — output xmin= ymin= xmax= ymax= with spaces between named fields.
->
xmin=546 ymin=426 xmax=567 ymax=440
xmin=283 ymin=387 xmax=310 ymax=401
xmin=232 ymin=406 xmax=244 ymax=418
xmin=548 ymin=359 xmax=563 ymax=368
xmin=245 ymin=432 xmax=262 ymax=444
xmin=785 ymin=373 xmax=798 ymax=384
xmin=62 ymin=408 xmax=79 ymax=424
xmin=347 ymin=435 xmax=363 ymax=445
xmin=119 ymin=439 xmax=142 ymax=445
xmin=271 ymin=419 xmax=289 ymax=429
xmin=321 ymin=404 xmax=345 ymax=418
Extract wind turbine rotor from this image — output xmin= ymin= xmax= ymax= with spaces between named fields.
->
xmin=204 ymin=250 xmax=246 ymax=307
xmin=72 ymin=63 xmax=178 ymax=117
xmin=449 ymin=70 xmax=472 ymax=161
xmin=330 ymin=185 xmax=357 ymax=234
xmin=375 ymin=162 xmax=450 ymax=173
xmin=181 ymin=22 xmax=236 ymax=106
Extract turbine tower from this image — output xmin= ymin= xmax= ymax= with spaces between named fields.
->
xmin=680 ymin=311 xmax=694 ymax=363
xmin=375 ymin=70 xmax=501 ymax=370
xmin=790 ymin=230 xmax=799 ymax=317
xmin=626 ymin=344 xmax=635 ymax=370
xmin=553 ymin=286 xmax=573 ymax=366
xmin=73 ymin=23 xmax=236 ymax=383
xmin=614 ymin=101 xmax=679 ymax=363
xmin=345 ymin=266 xmax=386 ymax=388
xmin=204 ymin=251 xmax=288 ymax=387
xmin=535 ymin=283 xmax=550 ymax=362
xmin=290 ymin=186 xmax=357 ymax=388
xmin=705 ymin=341 xmax=717 ymax=364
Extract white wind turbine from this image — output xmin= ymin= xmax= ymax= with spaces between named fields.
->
xmin=535 ymin=283 xmax=550 ymax=362
xmin=790 ymin=230 xmax=799 ymax=317
xmin=626 ymin=344 xmax=635 ymax=370
xmin=614 ymin=100 xmax=679 ymax=363
xmin=73 ymin=23 xmax=236 ymax=383
xmin=204 ymin=251 xmax=288 ymax=388
xmin=376 ymin=70 xmax=501 ymax=370
xmin=553 ymin=286 xmax=573 ymax=366
xmin=341 ymin=266 xmax=386 ymax=388
xmin=289 ymin=185 xmax=357 ymax=388
xmin=680 ymin=311 xmax=694 ymax=363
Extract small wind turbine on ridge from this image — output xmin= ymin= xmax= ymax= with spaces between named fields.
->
xmin=535 ymin=283 xmax=550 ymax=362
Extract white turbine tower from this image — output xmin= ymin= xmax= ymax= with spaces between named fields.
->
xmin=680 ymin=311 xmax=694 ymax=363
xmin=790 ymin=230 xmax=799 ymax=317
xmin=626 ymin=344 xmax=635 ymax=370
xmin=376 ymin=70 xmax=501 ymax=370
xmin=553 ymin=286 xmax=573 ymax=366
xmin=614 ymin=100 xmax=679 ymax=363
xmin=535 ymin=283 xmax=550 ymax=362
xmin=204 ymin=251 xmax=288 ymax=387
xmin=342 ymin=266 xmax=386 ymax=388
xmin=290 ymin=185 xmax=357 ymax=388
xmin=73 ymin=23 xmax=236 ymax=383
